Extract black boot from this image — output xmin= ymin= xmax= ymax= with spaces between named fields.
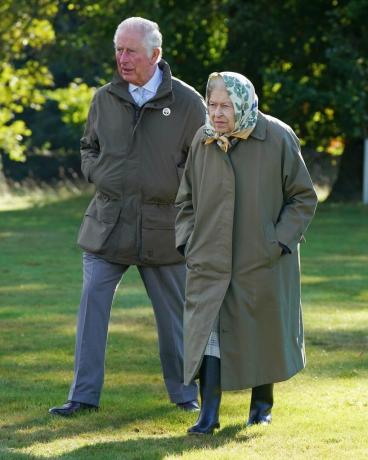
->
xmin=187 ymin=356 xmax=221 ymax=435
xmin=246 ymin=383 xmax=274 ymax=426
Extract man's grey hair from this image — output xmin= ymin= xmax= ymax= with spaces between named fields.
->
xmin=113 ymin=17 xmax=162 ymax=61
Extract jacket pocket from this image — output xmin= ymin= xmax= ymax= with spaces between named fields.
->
xmin=141 ymin=203 xmax=184 ymax=265
xmin=77 ymin=195 xmax=121 ymax=253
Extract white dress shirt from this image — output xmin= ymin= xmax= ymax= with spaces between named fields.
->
xmin=129 ymin=65 xmax=163 ymax=107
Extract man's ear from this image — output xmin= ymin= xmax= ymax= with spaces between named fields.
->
xmin=150 ymin=47 xmax=161 ymax=64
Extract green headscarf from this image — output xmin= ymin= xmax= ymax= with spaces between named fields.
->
xmin=204 ymin=71 xmax=258 ymax=153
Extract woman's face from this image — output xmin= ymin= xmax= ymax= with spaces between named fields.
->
xmin=208 ymin=82 xmax=235 ymax=134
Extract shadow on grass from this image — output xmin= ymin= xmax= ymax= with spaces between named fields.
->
xmin=306 ymin=327 xmax=368 ymax=350
xmin=0 ymin=426 xmax=261 ymax=460
xmin=0 ymin=406 xmax=263 ymax=460
xmin=56 ymin=425 xmax=258 ymax=460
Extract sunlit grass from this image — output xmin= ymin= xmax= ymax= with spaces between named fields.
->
xmin=0 ymin=192 xmax=368 ymax=459
xmin=0 ymin=181 xmax=91 ymax=211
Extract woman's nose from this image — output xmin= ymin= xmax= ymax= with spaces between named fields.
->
xmin=214 ymin=106 xmax=223 ymax=117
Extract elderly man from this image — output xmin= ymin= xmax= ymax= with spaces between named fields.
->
xmin=49 ymin=17 xmax=205 ymax=416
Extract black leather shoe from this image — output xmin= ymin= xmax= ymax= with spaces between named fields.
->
xmin=176 ymin=400 xmax=200 ymax=412
xmin=49 ymin=400 xmax=98 ymax=417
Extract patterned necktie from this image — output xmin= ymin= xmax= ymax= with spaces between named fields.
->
xmin=134 ymin=87 xmax=145 ymax=107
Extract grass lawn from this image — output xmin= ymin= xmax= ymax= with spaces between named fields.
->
xmin=0 ymin=190 xmax=367 ymax=459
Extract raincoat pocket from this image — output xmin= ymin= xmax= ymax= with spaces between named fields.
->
xmin=264 ymin=222 xmax=282 ymax=267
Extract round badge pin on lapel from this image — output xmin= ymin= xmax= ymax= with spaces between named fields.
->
xmin=162 ymin=107 xmax=171 ymax=116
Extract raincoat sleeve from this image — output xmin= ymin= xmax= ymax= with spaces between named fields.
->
xmin=275 ymin=128 xmax=318 ymax=252
xmin=80 ymin=95 xmax=100 ymax=183
xmin=175 ymin=146 xmax=195 ymax=255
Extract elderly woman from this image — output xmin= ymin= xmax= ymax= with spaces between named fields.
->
xmin=175 ymin=72 xmax=318 ymax=435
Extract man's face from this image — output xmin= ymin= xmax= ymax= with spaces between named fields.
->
xmin=115 ymin=28 xmax=159 ymax=86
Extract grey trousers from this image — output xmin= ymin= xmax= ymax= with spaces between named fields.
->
xmin=68 ymin=252 xmax=198 ymax=407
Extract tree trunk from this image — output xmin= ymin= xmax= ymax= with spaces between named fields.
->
xmin=0 ymin=155 xmax=9 ymax=195
xmin=327 ymin=138 xmax=363 ymax=202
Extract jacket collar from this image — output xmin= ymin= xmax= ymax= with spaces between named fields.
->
xmin=250 ymin=111 xmax=267 ymax=141
xmin=108 ymin=59 xmax=175 ymax=108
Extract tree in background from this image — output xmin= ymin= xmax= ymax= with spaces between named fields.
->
xmin=0 ymin=0 xmax=56 ymax=161
xmin=224 ymin=0 xmax=367 ymax=201
xmin=324 ymin=0 xmax=368 ymax=200
xmin=27 ymin=0 xmax=228 ymax=152
xmin=1 ymin=0 xmax=367 ymax=201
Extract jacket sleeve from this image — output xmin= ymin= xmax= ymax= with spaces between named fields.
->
xmin=175 ymin=146 xmax=195 ymax=253
xmin=275 ymin=129 xmax=318 ymax=252
xmin=80 ymin=96 xmax=99 ymax=183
